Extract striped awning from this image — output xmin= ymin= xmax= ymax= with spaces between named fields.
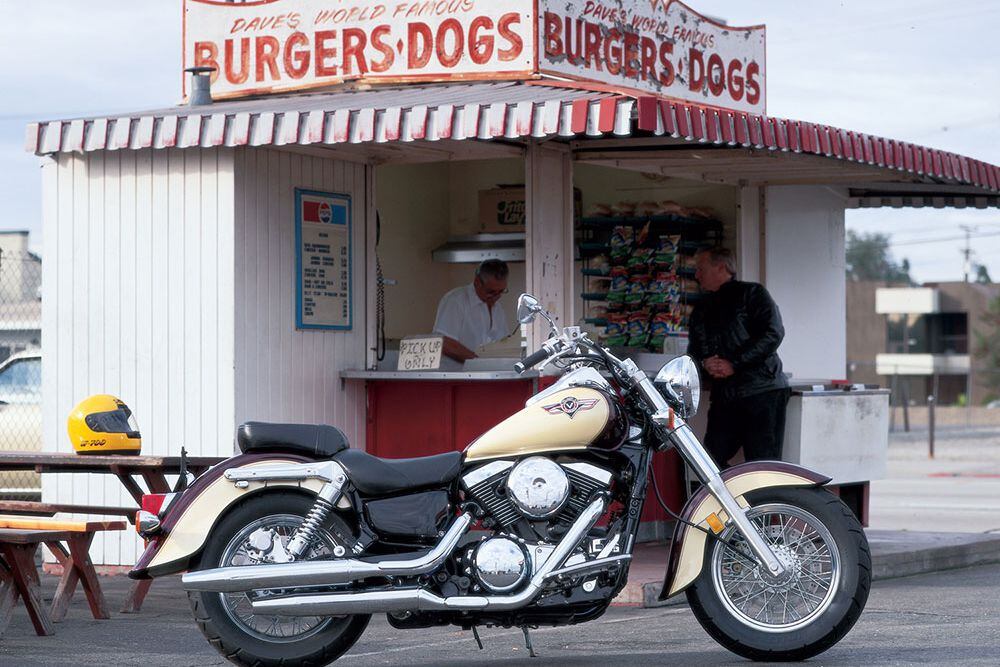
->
xmin=26 ymin=80 xmax=999 ymax=194
xmin=25 ymin=81 xmax=633 ymax=154
xmin=634 ymin=98 xmax=999 ymax=194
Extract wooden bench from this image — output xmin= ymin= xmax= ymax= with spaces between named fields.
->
xmin=0 ymin=500 xmax=137 ymax=524
xmin=0 ymin=517 xmax=126 ymax=636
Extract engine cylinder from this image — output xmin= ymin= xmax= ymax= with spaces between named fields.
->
xmin=506 ymin=456 xmax=570 ymax=519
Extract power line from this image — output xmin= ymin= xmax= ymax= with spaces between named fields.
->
xmin=888 ymin=230 xmax=1000 ymax=247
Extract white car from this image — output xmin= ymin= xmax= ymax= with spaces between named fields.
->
xmin=0 ymin=350 xmax=41 ymax=492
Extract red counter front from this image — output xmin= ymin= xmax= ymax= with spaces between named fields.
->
xmin=354 ymin=374 xmax=686 ymax=530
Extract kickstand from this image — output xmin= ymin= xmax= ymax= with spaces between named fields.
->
xmin=472 ymin=626 xmax=484 ymax=650
xmin=521 ymin=626 xmax=537 ymax=658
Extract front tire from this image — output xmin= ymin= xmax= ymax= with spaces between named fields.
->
xmin=188 ymin=491 xmax=370 ymax=667
xmin=686 ymin=487 xmax=870 ymax=661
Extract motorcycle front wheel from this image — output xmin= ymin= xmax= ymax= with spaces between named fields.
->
xmin=686 ymin=487 xmax=870 ymax=661
xmin=187 ymin=491 xmax=370 ymax=667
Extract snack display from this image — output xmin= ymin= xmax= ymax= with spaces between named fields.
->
xmin=580 ymin=199 xmax=721 ymax=350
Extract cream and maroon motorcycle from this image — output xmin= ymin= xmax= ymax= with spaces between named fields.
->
xmin=130 ymin=294 xmax=870 ymax=666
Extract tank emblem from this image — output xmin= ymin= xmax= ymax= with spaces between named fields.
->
xmin=542 ymin=396 xmax=599 ymax=419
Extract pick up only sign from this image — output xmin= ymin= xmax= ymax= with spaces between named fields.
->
xmin=538 ymin=0 xmax=766 ymax=114
xmin=185 ymin=0 xmax=535 ymax=99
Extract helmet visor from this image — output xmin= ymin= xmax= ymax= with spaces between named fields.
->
xmin=85 ymin=409 xmax=141 ymax=438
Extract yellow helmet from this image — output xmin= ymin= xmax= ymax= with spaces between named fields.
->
xmin=67 ymin=394 xmax=142 ymax=455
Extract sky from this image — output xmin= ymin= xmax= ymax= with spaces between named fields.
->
xmin=0 ymin=0 xmax=997 ymax=283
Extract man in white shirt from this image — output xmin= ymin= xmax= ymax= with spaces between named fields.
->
xmin=433 ymin=259 xmax=511 ymax=362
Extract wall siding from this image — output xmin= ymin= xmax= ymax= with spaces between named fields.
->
xmin=41 ymin=148 xmax=236 ymax=565
xmin=233 ymin=148 xmax=369 ymax=451
xmin=765 ymin=185 xmax=848 ymax=381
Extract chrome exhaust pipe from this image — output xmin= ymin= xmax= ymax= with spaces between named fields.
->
xmin=252 ymin=496 xmax=608 ymax=616
xmin=182 ymin=512 xmax=473 ymax=593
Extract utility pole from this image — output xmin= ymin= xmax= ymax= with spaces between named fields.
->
xmin=960 ymin=225 xmax=976 ymax=282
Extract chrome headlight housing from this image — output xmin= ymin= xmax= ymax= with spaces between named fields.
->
xmin=654 ymin=356 xmax=700 ymax=418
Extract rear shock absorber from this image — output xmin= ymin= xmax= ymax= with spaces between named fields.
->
xmin=286 ymin=497 xmax=335 ymax=558
xmin=286 ymin=475 xmax=347 ymax=559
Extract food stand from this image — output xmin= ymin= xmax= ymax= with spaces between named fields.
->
xmin=27 ymin=0 xmax=1000 ymax=563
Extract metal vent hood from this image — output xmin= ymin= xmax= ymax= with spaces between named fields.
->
xmin=431 ymin=233 xmax=525 ymax=263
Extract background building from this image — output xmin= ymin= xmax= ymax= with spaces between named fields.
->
xmin=847 ymin=281 xmax=1000 ymax=406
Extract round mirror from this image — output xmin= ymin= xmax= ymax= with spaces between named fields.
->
xmin=517 ymin=293 xmax=541 ymax=324
xmin=654 ymin=356 xmax=701 ymax=418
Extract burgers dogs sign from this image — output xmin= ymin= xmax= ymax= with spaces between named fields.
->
xmin=186 ymin=0 xmax=766 ymax=113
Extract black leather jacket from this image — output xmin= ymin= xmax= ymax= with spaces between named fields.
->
xmin=687 ymin=279 xmax=789 ymax=403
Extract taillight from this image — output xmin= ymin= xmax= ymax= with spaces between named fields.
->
xmin=141 ymin=492 xmax=177 ymax=518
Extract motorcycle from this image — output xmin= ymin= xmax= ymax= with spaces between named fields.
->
xmin=129 ymin=293 xmax=870 ymax=665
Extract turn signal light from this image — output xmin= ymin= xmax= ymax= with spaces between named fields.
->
xmin=706 ymin=513 xmax=725 ymax=534
xmin=136 ymin=509 xmax=161 ymax=537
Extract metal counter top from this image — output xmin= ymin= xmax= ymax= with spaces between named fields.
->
xmin=341 ymin=370 xmax=538 ymax=381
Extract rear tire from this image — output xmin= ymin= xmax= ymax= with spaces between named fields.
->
xmin=686 ymin=487 xmax=870 ymax=661
xmin=188 ymin=491 xmax=370 ymax=667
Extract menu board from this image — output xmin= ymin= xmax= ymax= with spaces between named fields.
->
xmin=295 ymin=189 xmax=352 ymax=330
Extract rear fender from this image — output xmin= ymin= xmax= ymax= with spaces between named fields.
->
xmin=659 ymin=461 xmax=830 ymax=600
xmin=130 ymin=453 xmax=329 ymax=579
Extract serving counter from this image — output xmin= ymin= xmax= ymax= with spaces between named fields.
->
xmin=342 ymin=364 xmax=686 ymax=541
xmin=342 ymin=368 xmax=542 ymax=461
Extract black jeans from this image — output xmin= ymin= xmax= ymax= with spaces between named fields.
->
xmin=703 ymin=388 xmax=791 ymax=469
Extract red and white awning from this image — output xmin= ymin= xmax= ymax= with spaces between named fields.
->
xmin=634 ymin=98 xmax=998 ymax=194
xmin=25 ymin=82 xmax=633 ymax=154
xmin=26 ymin=80 xmax=999 ymax=194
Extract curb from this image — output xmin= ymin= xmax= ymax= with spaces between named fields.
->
xmin=867 ymin=531 xmax=1000 ymax=581
xmin=614 ymin=530 xmax=1000 ymax=608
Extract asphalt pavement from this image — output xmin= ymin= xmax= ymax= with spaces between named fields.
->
xmin=3 ymin=563 xmax=999 ymax=666
xmin=868 ymin=428 xmax=1000 ymax=534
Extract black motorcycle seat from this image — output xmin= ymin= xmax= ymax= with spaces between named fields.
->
xmin=334 ymin=448 xmax=462 ymax=496
xmin=236 ymin=422 xmax=349 ymax=459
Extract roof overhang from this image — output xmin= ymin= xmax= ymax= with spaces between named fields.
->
xmin=26 ymin=80 xmax=998 ymax=205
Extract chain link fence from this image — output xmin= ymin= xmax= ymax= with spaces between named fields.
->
xmin=0 ymin=246 xmax=42 ymax=499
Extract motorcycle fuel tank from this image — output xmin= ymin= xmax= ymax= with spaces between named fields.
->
xmin=464 ymin=387 xmax=626 ymax=462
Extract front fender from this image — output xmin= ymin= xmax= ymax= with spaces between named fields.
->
xmin=659 ymin=461 xmax=830 ymax=600
xmin=129 ymin=453 xmax=324 ymax=579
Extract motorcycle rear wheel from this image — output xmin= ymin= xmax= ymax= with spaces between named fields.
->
xmin=188 ymin=491 xmax=370 ymax=667
xmin=686 ymin=487 xmax=870 ymax=661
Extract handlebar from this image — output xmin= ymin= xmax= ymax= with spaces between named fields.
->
xmin=514 ymin=346 xmax=552 ymax=374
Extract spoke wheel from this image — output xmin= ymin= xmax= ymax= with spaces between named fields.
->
xmin=188 ymin=491 xmax=370 ymax=667
xmin=217 ymin=513 xmax=337 ymax=642
xmin=686 ymin=487 xmax=870 ymax=662
xmin=711 ymin=503 xmax=840 ymax=633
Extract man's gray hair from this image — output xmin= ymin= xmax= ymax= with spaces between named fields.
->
xmin=697 ymin=246 xmax=737 ymax=276
xmin=476 ymin=259 xmax=509 ymax=281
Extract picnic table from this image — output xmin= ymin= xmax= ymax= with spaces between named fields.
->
xmin=0 ymin=517 xmax=126 ymax=636
xmin=0 ymin=451 xmax=223 ymax=504
xmin=0 ymin=451 xmax=224 ymax=613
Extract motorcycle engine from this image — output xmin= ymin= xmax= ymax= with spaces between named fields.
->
xmin=468 ymin=536 xmax=529 ymax=593
xmin=462 ymin=458 xmax=613 ymax=530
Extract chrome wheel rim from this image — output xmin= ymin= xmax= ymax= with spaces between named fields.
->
xmin=710 ymin=503 xmax=841 ymax=633
xmin=217 ymin=514 xmax=340 ymax=642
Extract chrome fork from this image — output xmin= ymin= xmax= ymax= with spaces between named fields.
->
xmin=622 ymin=359 xmax=787 ymax=577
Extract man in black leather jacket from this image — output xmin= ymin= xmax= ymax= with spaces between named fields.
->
xmin=688 ymin=247 xmax=790 ymax=468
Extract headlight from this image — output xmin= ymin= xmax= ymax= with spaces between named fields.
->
xmin=654 ymin=356 xmax=700 ymax=418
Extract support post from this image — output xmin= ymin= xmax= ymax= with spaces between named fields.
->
xmin=525 ymin=143 xmax=574 ymax=352
xmin=927 ymin=394 xmax=936 ymax=459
